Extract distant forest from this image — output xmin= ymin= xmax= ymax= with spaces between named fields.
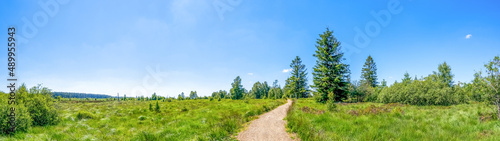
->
xmin=52 ymin=92 xmax=113 ymax=99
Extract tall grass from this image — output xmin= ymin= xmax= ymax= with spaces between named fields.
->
xmin=0 ymin=98 xmax=285 ymax=140
xmin=286 ymin=99 xmax=500 ymax=140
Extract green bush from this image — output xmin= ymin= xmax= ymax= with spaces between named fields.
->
xmin=138 ymin=116 xmax=146 ymax=121
xmin=25 ymin=96 xmax=60 ymax=126
xmin=326 ymin=100 xmax=337 ymax=112
xmin=76 ymin=111 xmax=96 ymax=120
xmin=181 ymin=107 xmax=189 ymax=112
xmin=0 ymin=104 xmax=32 ymax=135
xmin=377 ymin=75 xmax=467 ymax=106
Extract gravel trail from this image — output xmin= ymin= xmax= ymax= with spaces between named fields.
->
xmin=237 ymin=99 xmax=295 ymax=141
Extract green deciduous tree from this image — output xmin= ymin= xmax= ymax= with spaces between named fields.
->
xmin=268 ymin=80 xmax=283 ymax=99
xmin=360 ymin=55 xmax=378 ymax=87
xmin=402 ymin=72 xmax=412 ymax=84
xmin=483 ymin=56 xmax=500 ymax=119
xmin=311 ymin=28 xmax=350 ymax=103
xmin=250 ymin=81 xmax=264 ymax=99
xmin=433 ymin=62 xmax=454 ymax=87
xmin=262 ymin=81 xmax=270 ymax=98
xmin=230 ymin=76 xmax=244 ymax=100
xmin=189 ymin=91 xmax=198 ymax=99
xmin=380 ymin=79 xmax=387 ymax=87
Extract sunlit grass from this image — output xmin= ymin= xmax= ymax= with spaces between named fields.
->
xmin=0 ymin=98 xmax=285 ymax=140
xmin=286 ymin=99 xmax=500 ymax=140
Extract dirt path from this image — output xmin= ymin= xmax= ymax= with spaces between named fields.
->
xmin=237 ymin=99 xmax=295 ymax=141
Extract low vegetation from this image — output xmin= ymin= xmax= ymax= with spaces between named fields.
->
xmin=0 ymin=98 xmax=285 ymax=140
xmin=287 ymin=99 xmax=500 ymax=140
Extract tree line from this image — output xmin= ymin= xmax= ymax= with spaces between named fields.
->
xmin=220 ymin=28 xmax=500 ymax=118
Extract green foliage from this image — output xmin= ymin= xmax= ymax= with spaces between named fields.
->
xmin=250 ymin=82 xmax=264 ymax=99
xmin=326 ymin=100 xmax=337 ymax=112
xmin=181 ymin=107 xmax=189 ymax=112
xmin=347 ymin=81 xmax=375 ymax=103
xmin=312 ymin=28 xmax=350 ymax=103
xmin=76 ymin=111 xmax=96 ymax=120
xmin=433 ymin=62 xmax=454 ymax=87
xmin=375 ymin=63 xmax=467 ymax=106
xmin=360 ymin=55 xmax=378 ymax=87
xmin=155 ymin=101 xmax=160 ymax=112
xmin=177 ymin=93 xmax=184 ymax=100
xmin=26 ymin=96 xmax=59 ymax=126
xmin=377 ymin=73 xmax=465 ymax=105
xmin=0 ymin=103 xmax=32 ymax=135
xmin=138 ymin=115 xmax=146 ymax=121
xmin=230 ymin=76 xmax=244 ymax=100
xmin=287 ymin=99 xmax=500 ymax=140
xmin=1 ymin=96 xmax=286 ymax=140
xmin=211 ymin=90 xmax=229 ymax=99
xmin=380 ymin=79 xmax=387 ymax=87
xmin=14 ymin=84 xmax=60 ymax=127
xmin=149 ymin=103 xmax=153 ymax=111
xmin=482 ymin=56 xmax=500 ymax=119
xmin=189 ymin=91 xmax=198 ymax=99
xmin=285 ymin=56 xmax=310 ymax=99
xmin=268 ymin=80 xmax=284 ymax=99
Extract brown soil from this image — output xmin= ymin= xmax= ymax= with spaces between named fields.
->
xmin=237 ymin=99 xmax=297 ymax=141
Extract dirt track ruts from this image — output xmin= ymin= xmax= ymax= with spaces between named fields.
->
xmin=237 ymin=99 xmax=295 ymax=141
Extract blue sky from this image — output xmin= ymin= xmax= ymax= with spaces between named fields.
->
xmin=1 ymin=0 xmax=499 ymax=97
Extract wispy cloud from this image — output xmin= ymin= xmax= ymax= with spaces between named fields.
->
xmin=282 ymin=68 xmax=293 ymax=73
xmin=465 ymin=34 xmax=472 ymax=39
xmin=247 ymin=73 xmax=253 ymax=75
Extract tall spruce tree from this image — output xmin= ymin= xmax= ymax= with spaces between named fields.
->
xmin=360 ymin=55 xmax=378 ymax=87
xmin=311 ymin=28 xmax=350 ymax=103
xmin=230 ymin=76 xmax=244 ymax=100
xmin=285 ymin=56 xmax=309 ymax=99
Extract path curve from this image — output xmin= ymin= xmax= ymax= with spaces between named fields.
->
xmin=237 ymin=99 xmax=295 ymax=141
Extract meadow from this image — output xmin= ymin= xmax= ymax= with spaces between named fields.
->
xmin=0 ymin=98 xmax=285 ymax=140
xmin=286 ymin=99 xmax=500 ymax=141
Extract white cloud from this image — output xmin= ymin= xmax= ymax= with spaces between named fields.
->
xmin=388 ymin=76 xmax=393 ymax=79
xmin=247 ymin=73 xmax=253 ymax=75
xmin=282 ymin=68 xmax=293 ymax=73
xmin=465 ymin=34 xmax=472 ymax=39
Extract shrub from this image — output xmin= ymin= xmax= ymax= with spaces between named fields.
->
xmin=149 ymin=103 xmax=153 ymax=111
xmin=138 ymin=116 xmax=146 ymax=121
xmin=155 ymin=101 xmax=160 ymax=112
xmin=327 ymin=100 xmax=337 ymax=112
xmin=76 ymin=111 xmax=96 ymax=120
xmin=25 ymin=94 xmax=59 ymax=126
xmin=377 ymin=75 xmax=466 ymax=106
xmin=181 ymin=107 xmax=189 ymax=112
xmin=0 ymin=104 xmax=32 ymax=135
xmin=218 ymin=97 xmax=222 ymax=101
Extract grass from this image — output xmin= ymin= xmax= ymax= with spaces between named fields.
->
xmin=286 ymin=99 xmax=500 ymax=141
xmin=0 ymin=98 xmax=286 ymax=140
